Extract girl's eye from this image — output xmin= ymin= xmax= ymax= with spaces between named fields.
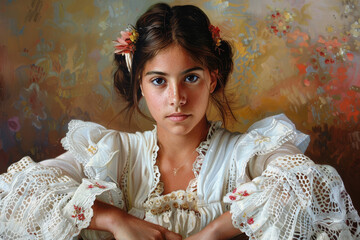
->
xmin=151 ymin=78 xmax=165 ymax=86
xmin=185 ymin=75 xmax=199 ymax=83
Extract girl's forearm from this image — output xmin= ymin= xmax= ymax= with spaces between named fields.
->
xmin=186 ymin=211 xmax=242 ymax=240
xmin=207 ymin=211 xmax=242 ymax=239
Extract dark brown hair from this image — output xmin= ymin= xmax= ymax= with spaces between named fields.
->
xmin=113 ymin=3 xmax=234 ymax=122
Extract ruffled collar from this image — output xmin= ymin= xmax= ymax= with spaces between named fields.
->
xmin=148 ymin=121 xmax=222 ymax=199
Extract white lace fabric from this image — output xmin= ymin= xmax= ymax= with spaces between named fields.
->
xmin=139 ymin=121 xmax=222 ymax=237
xmin=224 ymin=154 xmax=360 ymax=239
xmin=1 ymin=114 xmax=359 ymax=239
xmin=0 ymin=157 xmax=118 ymax=239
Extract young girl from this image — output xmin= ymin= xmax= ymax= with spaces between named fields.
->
xmin=0 ymin=3 xmax=359 ymax=240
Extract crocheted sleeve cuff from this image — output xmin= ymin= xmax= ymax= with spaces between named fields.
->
xmin=0 ymin=157 xmax=123 ymax=239
xmin=224 ymin=154 xmax=360 ymax=240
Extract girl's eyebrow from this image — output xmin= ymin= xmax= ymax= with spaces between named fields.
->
xmin=144 ymin=67 xmax=204 ymax=76
xmin=181 ymin=67 xmax=204 ymax=75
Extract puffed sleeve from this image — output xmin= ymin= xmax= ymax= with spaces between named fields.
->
xmin=0 ymin=120 xmax=128 ymax=239
xmin=224 ymin=114 xmax=360 ymax=240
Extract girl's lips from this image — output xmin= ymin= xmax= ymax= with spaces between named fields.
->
xmin=166 ymin=113 xmax=190 ymax=122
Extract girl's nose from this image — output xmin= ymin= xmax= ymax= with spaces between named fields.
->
xmin=169 ymin=83 xmax=186 ymax=108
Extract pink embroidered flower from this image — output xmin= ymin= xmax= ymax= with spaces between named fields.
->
xmin=78 ymin=214 xmax=85 ymax=221
xmin=113 ymin=28 xmax=139 ymax=55
xmin=72 ymin=205 xmax=85 ymax=221
xmin=229 ymin=195 xmax=237 ymax=201
xmin=88 ymin=182 xmax=106 ymax=189
xmin=95 ymin=182 xmax=106 ymax=188
xmin=232 ymin=188 xmax=237 ymax=193
xmin=247 ymin=217 xmax=254 ymax=225
xmin=241 ymin=190 xmax=250 ymax=197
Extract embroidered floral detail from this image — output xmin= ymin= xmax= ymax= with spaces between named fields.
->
xmin=229 ymin=190 xmax=251 ymax=201
xmin=145 ymin=190 xmax=199 ymax=216
xmin=71 ymin=205 xmax=85 ymax=221
xmin=87 ymin=145 xmax=98 ymax=155
xmin=241 ymin=190 xmax=250 ymax=197
xmin=247 ymin=217 xmax=254 ymax=225
xmin=88 ymin=182 xmax=106 ymax=189
xmin=229 ymin=195 xmax=237 ymax=201
xmin=254 ymin=136 xmax=270 ymax=144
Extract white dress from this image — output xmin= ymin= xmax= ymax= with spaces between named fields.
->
xmin=0 ymin=114 xmax=359 ymax=239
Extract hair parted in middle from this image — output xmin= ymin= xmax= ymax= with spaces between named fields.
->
xmin=114 ymin=3 xmax=234 ymax=122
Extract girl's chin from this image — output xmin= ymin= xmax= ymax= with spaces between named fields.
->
xmin=157 ymin=119 xmax=207 ymax=137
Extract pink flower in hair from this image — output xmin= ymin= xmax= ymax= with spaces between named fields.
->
xmin=209 ymin=24 xmax=221 ymax=47
xmin=113 ymin=28 xmax=139 ymax=55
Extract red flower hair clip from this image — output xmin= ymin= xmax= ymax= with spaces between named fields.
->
xmin=113 ymin=26 xmax=139 ymax=71
xmin=209 ymin=24 xmax=222 ymax=49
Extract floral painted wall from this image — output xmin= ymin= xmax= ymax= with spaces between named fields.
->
xmin=1 ymin=0 xmax=359 ymax=209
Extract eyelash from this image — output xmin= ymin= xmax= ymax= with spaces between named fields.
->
xmin=151 ymin=74 xmax=200 ymax=86
xmin=151 ymin=78 xmax=165 ymax=86
xmin=185 ymin=75 xmax=199 ymax=83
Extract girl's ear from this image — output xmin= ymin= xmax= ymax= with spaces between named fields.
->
xmin=140 ymin=83 xmax=144 ymax=96
xmin=209 ymin=70 xmax=218 ymax=93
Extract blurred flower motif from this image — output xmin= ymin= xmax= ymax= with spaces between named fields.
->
xmin=350 ymin=19 xmax=360 ymax=38
xmin=354 ymin=40 xmax=360 ymax=50
xmin=52 ymin=58 xmax=62 ymax=74
xmin=101 ymin=40 xmax=115 ymax=56
xmin=16 ymin=83 xmax=47 ymax=129
xmin=341 ymin=0 xmax=358 ymax=18
xmin=99 ymin=21 xmax=109 ymax=31
xmin=8 ymin=117 xmax=21 ymax=132
xmin=30 ymin=64 xmax=47 ymax=83
xmin=301 ymin=35 xmax=353 ymax=87
xmin=60 ymin=69 xmax=76 ymax=87
xmin=315 ymin=36 xmax=353 ymax=64
xmin=21 ymin=48 xmax=29 ymax=57
xmin=344 ymin=5 xmax=352 ymax=14
xmin=266 ymin=9 xmax=295 ymax=38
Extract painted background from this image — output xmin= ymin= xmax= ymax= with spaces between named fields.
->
xmin=1 ymin=0 xmax=359 ymax=210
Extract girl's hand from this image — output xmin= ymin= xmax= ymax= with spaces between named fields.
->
xmin=111 ymin=210 xmax=182 ymax=240
xmin=89 ymin=200 xmax=182 ymax=240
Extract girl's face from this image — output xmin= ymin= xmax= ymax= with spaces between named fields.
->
xmin=141 ymin=44 xmax=217 ymax=137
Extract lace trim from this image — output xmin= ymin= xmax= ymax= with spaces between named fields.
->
xmin=225 ymin=157 xmax=237 ymax=211
xmin=120 ymin=158 xmax=130 ymax=210
xmin=226 ymin=154 xmax=360 ymax=240
xmin=144 ymin=190 xmax=199 ymax=216
xmin=0 ymin=157 xmax=86 ymax=238
xmin=63 ymin=179 xmax=116 ymax=237
xmin=148 ymin=121 xmax=222 ymax=199
xmin=149 ymin=126 xmax=161 ymax=196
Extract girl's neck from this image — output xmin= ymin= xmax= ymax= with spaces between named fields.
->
xmin=156 ymin=118 xmax=210 ymax=160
